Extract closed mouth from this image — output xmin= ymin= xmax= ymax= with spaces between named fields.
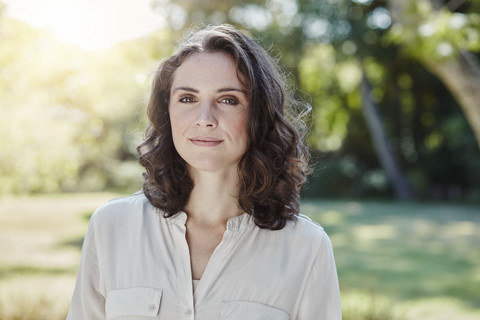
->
xmin=189 ymin=137 xmax=223 ymax=146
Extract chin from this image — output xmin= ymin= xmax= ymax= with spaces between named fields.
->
xmin=187 ymin=161 xmax=239 ymax=174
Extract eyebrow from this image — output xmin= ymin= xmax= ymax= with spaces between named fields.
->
xmin=217 ymin=87 xmax=248 ymax=94
xmin=173 ymin=86 xmax=199 ymax=93
xmin=172 ymin=86 xmax=247 ymax=94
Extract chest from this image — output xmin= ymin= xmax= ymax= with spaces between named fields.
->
xmin=99 ymin=219 xmax=310 ymax=319
xmin=186 ymin=225 xmax=225 ymax=280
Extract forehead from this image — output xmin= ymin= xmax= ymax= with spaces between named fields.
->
xmin=171 ymin=51 xmax=247 ymax=90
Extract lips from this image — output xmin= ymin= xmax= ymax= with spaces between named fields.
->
xmin=189 ymin=137 xmax=223 ymax=146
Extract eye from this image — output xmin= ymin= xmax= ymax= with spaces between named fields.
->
xmin=219 ymin=97 xmax=239 ymax=105
xmin=179 ymin=96 xmax=196 ymax=103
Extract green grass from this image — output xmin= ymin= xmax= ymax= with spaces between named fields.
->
xmin=0 ymin=193 xmax=119 ymax=320
xmin=302 ymin=199 xmax=480 ymax=319
xmin=0 ymin=194 xmax=479 ymax=319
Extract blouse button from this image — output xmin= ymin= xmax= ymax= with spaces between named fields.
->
xmin=148 ymin=304 xmax=157 ymax=311
xmin=185 ymin=308 xmax=193 ymax=316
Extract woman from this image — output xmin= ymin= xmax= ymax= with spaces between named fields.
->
xmin=67 ymin=24 xmax=341 ymax=319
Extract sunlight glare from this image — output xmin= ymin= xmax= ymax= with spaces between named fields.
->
xmin=3 ymin=0 xmax=166 ymax=51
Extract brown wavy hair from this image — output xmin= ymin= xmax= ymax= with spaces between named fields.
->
xmin=137 ymin=24 xmax=311 ymax=230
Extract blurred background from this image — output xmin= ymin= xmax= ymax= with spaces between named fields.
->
xmin=0 ymin=0 xmax=479 ymax=319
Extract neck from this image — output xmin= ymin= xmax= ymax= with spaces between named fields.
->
xmin=184 ymin=169 xmax=243 ymax=228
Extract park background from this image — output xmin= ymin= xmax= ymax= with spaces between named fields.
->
xmin=1 ymin=0 xmax=479 ymax=319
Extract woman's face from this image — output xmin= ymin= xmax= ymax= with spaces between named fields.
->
xmin=168 ymin=51 xmax=250 ymax=175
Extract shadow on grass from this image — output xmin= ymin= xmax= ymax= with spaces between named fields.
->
xmin=59 ymin=237 xmax=84 ymax=249
xmin=56 ymin=210 xmax=93 ymax=250
xmin=0 ymin=265 xmax=76 ymax=279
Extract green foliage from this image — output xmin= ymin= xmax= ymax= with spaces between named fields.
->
xmin=299 ymin=44 xmax=360 ymax=152
xmin=388 ymin=0 xmax=480 ymax=62
xmin=0 ymin=18 xmax=174 ymax=194
xmin=299 ymin=28 xmax=480 ymax=199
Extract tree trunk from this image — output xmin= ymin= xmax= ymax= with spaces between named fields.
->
xmin=423 ymin=51 xmax=480 ymax=149
xmin=361 ymin=72 xmax=413 ymax=200
xmin=389 ymin=0 xmax=480 ymax=150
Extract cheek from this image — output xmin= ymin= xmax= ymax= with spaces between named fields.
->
xmin=230 ymin=112 xmax=249 ymax=141
xmin=169 ymin=111 xmax=184 ymax=143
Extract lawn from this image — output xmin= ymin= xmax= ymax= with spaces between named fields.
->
xmin=302 ymin=200 xmax=480 ymax=320
xmin=0 ymin=194 xmax=479 ymax=319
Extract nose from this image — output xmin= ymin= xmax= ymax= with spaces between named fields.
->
xmin=195 ymin=101 xmax=217 ymax=128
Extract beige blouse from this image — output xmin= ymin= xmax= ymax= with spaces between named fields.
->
xmin=67 ymin=193 xmax=341 ymax=320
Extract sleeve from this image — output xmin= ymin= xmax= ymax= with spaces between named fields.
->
xmin=294 ymin=233 xmax=342 ymax=320
xmin=67 ymin=213 xmax=106 ymax=319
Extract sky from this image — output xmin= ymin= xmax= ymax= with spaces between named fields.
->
xmin=3 ymin=0 xmax=166 ymax=51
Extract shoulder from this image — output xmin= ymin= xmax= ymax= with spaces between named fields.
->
xmin=284 ymin=215 xmax=336 ymax=265
xmin=284 ymin=214 xmax=330 ymax=243
xmin=257 ymin=213 xmax=332 ymax=254
xmin=249 ymin=214 xmax=335 ymax=273
xmin=89 ymin=192 xmax=155 ymax=227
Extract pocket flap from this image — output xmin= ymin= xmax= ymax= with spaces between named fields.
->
xmin=106 ymin=287 xmax=162 ymax=319
xmin=222 ymin=300 xmax=290 ymax=320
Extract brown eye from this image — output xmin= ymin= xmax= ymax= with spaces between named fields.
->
xmin=180 ymin=96 xmax=196 ymax=103
xmin=220 ymin=97 xmax=239 ymax=105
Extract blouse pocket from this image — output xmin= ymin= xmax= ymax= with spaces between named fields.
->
xmin=221 ymin=300 xmax=290 ymax=320
xmin=105 ymin=287 xmax=162 ymax=320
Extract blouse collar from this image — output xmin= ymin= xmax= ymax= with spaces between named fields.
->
xmin=167 ymin=211 xmax=253 ymax=231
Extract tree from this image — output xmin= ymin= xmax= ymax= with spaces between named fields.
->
xmin=388 ymin=0 xmax=480 ymax=149
xmin=361 ymin=71 xmax=413 ymax=199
